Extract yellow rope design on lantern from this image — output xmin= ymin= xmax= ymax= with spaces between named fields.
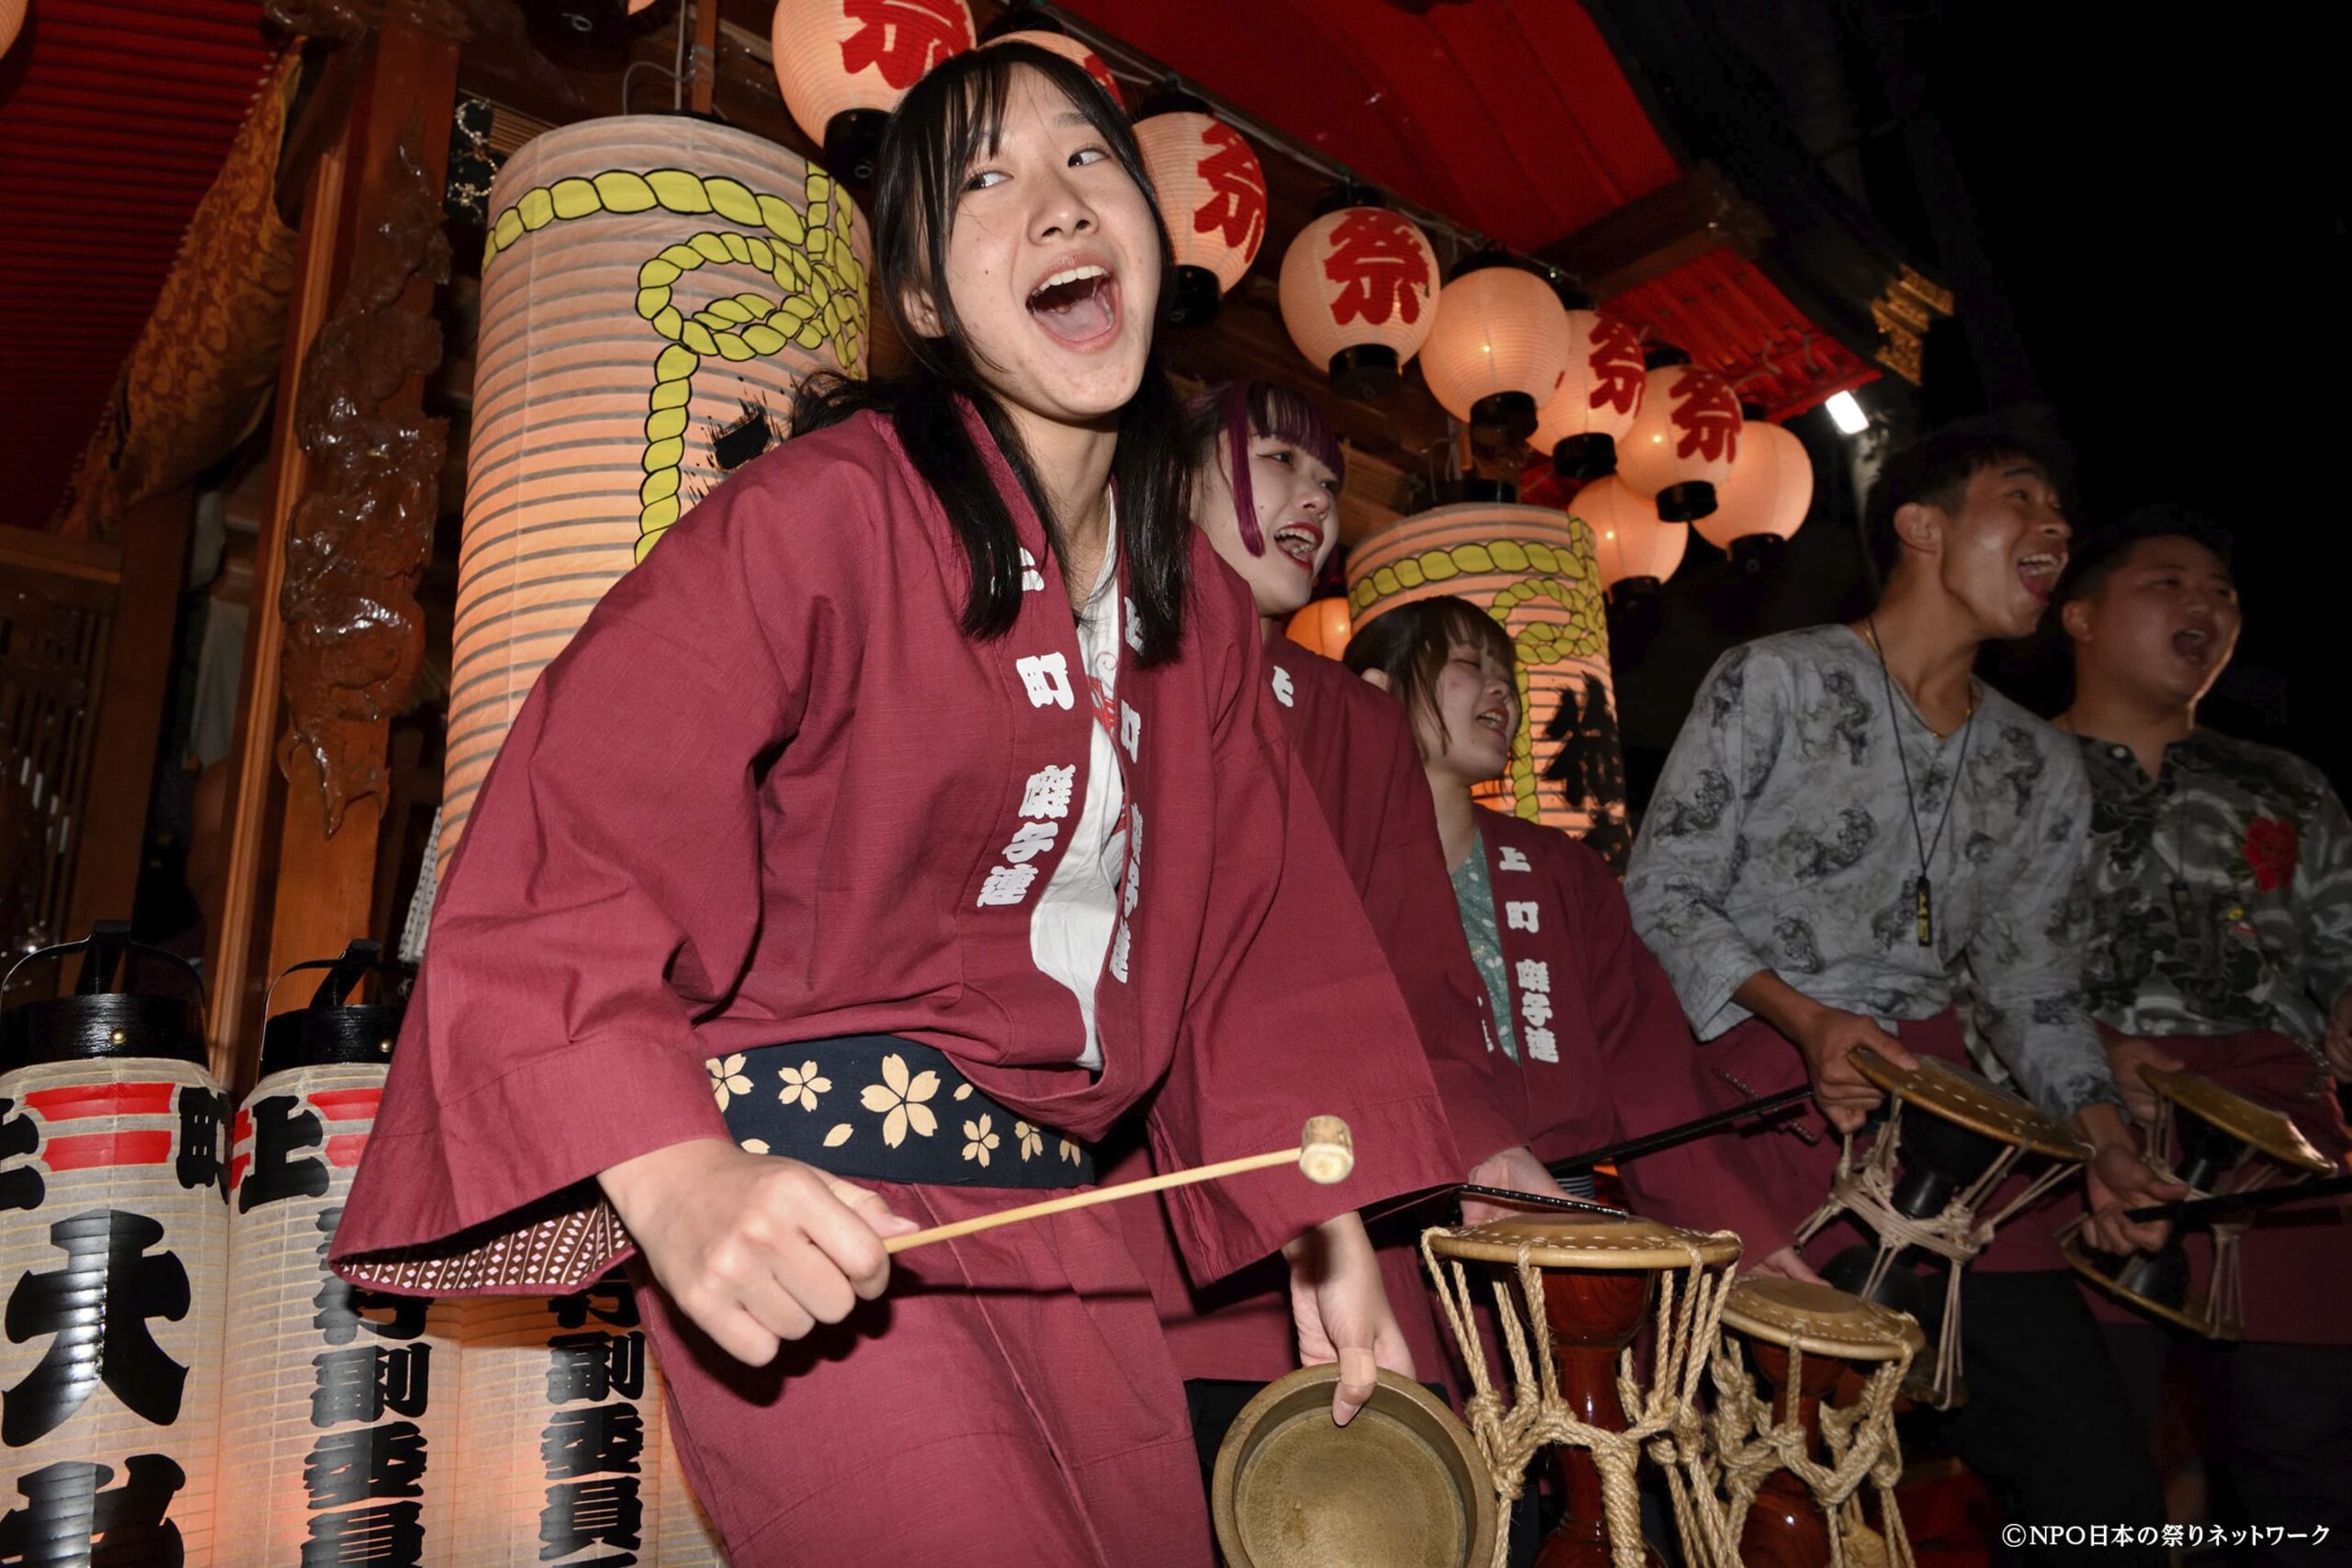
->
xmin=481 ymin=165 xmax=869 ymax=561
xmin=1421 ymin=1228 xmax=1739 ymax=1568
xmin=1349 ymin=536 xmax=1606 ymax=820
xmin=1792 ymin=1100 xmax=2083 ymax=1408
xmin=1702 ymin=1335 xmax=1919 ymax=1568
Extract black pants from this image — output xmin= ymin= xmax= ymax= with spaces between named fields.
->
xmin=1925 ymin=1270 xmax=2168 ymax=1566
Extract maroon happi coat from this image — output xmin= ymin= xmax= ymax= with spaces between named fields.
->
xmin=1470 ymin=807 xmax=1792 ymax=1258
xmin=332 ymin=410 xmax=1462 ymax=1563
xmin=1122 ymin=640 xmax=1501 ymax=1383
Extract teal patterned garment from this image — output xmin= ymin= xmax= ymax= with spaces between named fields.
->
xmin=1452 ymin=831 xmax=1521 ymax=1064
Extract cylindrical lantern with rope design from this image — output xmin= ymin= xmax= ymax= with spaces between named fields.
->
xmin=1345 ymin=506 xmax=1627 ymax=859
xmin=0 ymin=928 xmax=229 ymax=1563
xmin=442 ymin=118 xmax=870 ymax=867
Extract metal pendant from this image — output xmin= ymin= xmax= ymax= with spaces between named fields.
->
xmin=1915 ymin=875 xmax=1934 ymax=948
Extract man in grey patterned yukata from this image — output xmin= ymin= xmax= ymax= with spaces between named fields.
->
xmin=1624 ymin=414 xmax=2174 ymax=1561
xmin=2056 ymin=507 xmax=2351 ymax=1562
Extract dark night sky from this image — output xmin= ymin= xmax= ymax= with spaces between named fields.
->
xmin=1914 ymin=10 xmax=2346 ymax=784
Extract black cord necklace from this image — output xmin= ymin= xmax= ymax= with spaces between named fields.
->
xmin=1865 ymin=616 xmax=1976 ymax=948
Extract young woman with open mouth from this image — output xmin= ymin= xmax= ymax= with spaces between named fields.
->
xmin=330 ymin=47 xmax=1458 ymax=1566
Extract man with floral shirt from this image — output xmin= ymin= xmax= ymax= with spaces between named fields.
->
xmin=1625 ymin=414 xmax=2176 ymax=1560
xmin=2056 ymin=506 xmax=2350 ymax=1561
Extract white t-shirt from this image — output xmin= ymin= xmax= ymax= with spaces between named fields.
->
xmin=1029 ymin=529 xmax=1127 ymax=1070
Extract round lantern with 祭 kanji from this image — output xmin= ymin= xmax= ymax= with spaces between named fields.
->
xmin=1132 ymin=90 xmax=1267 ymax=326
xmin=976 ymin=11 xmax=1124 ymax=109
xmin=769 ymin=0 xmax=976 ymax=183
xmin=0 ymin=928 xmax=230 ymax=1565
xmin=1277 ymin=192 xmax=1441 ymax=399
xmin=1531 ymin=302 xmax=1648 ymax=483
xmin=1613 ymin=345 xmax=1744 ymax=523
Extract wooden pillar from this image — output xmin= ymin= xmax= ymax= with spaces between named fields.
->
xmin=205 ymin=16 xmax=461 ymax=1088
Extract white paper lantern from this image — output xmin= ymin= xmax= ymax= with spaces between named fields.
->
xmin=1419 ymin=252 xmax=1570 ymax=440
xmin=449 ymin=1279 xmax=670 ymax=1563
xmin=978 ymin=16 xmax=1122 ymax=109
xmin=0 ymin=962 xmax=228 ymax=1564
xmin=1532 ymin=306 xmax=1647 ymax=481
xmin=0 ymin=0 xmax=26 ymax=62
xmin=1699 ymin=404 xmax=1814 ymax=565
xmin=445 ymin=118 xmax=869 ymax=865
xmin=769 ymin=0 xmax=975 ymax=182
xmin=1614 ymin=347 xmax=1743 ymax=523
xmin=1278 ymin=197 xmax=1439 ymax=400
xmin=1133 ymin=96 xmax=1266 ymax=325
xmin=1576 ymin=477 xmax=1689 ymax=596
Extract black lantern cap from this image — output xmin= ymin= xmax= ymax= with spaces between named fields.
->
xmin=1448 ymin=477 xmax=1521 ymax=505
xmin=1469 ymin=390 xmax=1538 ymax=445
xmin=1643 ymin=343 xmax=1692 ymax=370
xmin=1552 ymin=432 xmax=1617 ymax=483
xmin=0 ymin=921 xmax=206 ymax=1071
xmin=1443 ymin=243 xmax=1539 ymax=284
xmin=1330 ymin=344 xmax=1400 ymax=400
xmin=1728 ymin=534 xmax=1787 ymax=575
xmin=1136 ymin=84 xmax=1211 ymax=119
xmin=978 ymin=6 xmax=1069 ymax=40
xmin=1606 ymin=575 xmax=1665 ymax=612
xmin=1310 ymin=180 xmax=1380 ymax=220
xmin=822 ymin=107 xmax=890 ymax=190
xmin=259 ymin=940 xmax=412 ymax=1080
xmin=1167 ymin=264 xmax=1222 ymax=328
xmin=1651 ymin=479 xmax=1718 ymax=524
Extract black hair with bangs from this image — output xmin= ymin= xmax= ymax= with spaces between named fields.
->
xmin=1860 ymin=410 xmax=2074 ymax=593
xmin=793 ymin=42 xmax=1193 ymax=661
xmin=1341 ymin=596 xmax=1517 ymax=763
xmin=1178 ymin=381 xmax=1346 ymax=554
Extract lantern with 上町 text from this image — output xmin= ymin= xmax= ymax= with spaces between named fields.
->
xmin=770 ymin=0 xmax=974 ymax=184
xmin=1531 ymin=303 xmax=1647 ymax=483
xmin=1699 ymin=402 xmax=1815 ymax=570
xmin=1346 ymin=506 xmax=1627 ymax=858
xmin=1278 ymin=194 xmax=1440 ymax=400
xmin=442 ymin=118 xmax=869 ymax=866
xmin=1577 ymin=477 xmax=1689 ymax=601
xmin=1133 ymin=92 xmax=1266 ymax=326
xmin=1419 ymin=251 xmax=1570 ymax=443
xmin=978 ymin=11 xmax=1122 ymax=108
xmin=0 ymin=927 xmax=228 ymax=1563
xmin=448 ymin=1278 xmax=671 ymax=1564
xmin=1614 ymin=346 xmax=1742 ymax=523
xmin=213 ymin=942 xmax=466 ymax=1565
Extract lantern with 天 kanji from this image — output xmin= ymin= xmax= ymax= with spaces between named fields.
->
xmin=1614 ymin=346 xmax=1743 ymax=523
xmin=978 ymin=9 xmax=1122 ymax=108
xmin=1531 ymin=301 xmax=1647 ymax=483
xmin=770 ymin=0 xmax=974 ymax=184
xmin=0 ymin=927 xmax=228 ymax=1563
xmin=1278 ymin=193 xmax=1440 ymax=400
xmin=442 ymin=118 xmax=869 ymax=865
xmin=1697 ymin=401 xmax=1815 ymax=572
xmin=1346 ymin=506 xmax=1628 ymax=856
xmin=213 ymin=942 xmax=466 ymax=1565
xmin=1419 ymin=250 xmax=1570 ymax=443
xmin=448 ymin=1277 xmax=673 ymax=1563
xmin=1577 ymin=476 xmax=1689 ymax=604
xmin=1133 ymin=90 xmax=1266 ymax=326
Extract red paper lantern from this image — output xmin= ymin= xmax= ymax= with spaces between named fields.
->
xmin=1419 ymin=250 xmax=1569 ymax=442
xmin=1614 ymin=346 xmax=1743 ymax=524
xmin=770 ymin=0 xmax=975 ymax=185
xmin=1134 ymin=92 xmax=1266 ymax=326
xmin=1532 ymin=303 xmax=1647 ymax=482
xmin=1278 ymin=193 xmax=1439 ymax=400
xmin=977 ymin=12 xmax=1122 ymax=108
xmin=1699 ymin=401 xmax=1814 ymax=570
xmin=1576 ymin=476 xmax=1688 ymax=600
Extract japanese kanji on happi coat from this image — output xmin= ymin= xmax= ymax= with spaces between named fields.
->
xmin=0 ymin=929 xmax=231 ymax=1565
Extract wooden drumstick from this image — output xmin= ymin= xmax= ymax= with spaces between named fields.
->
xmin=884 ymin=1115 xmax=1354 ymax=1255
